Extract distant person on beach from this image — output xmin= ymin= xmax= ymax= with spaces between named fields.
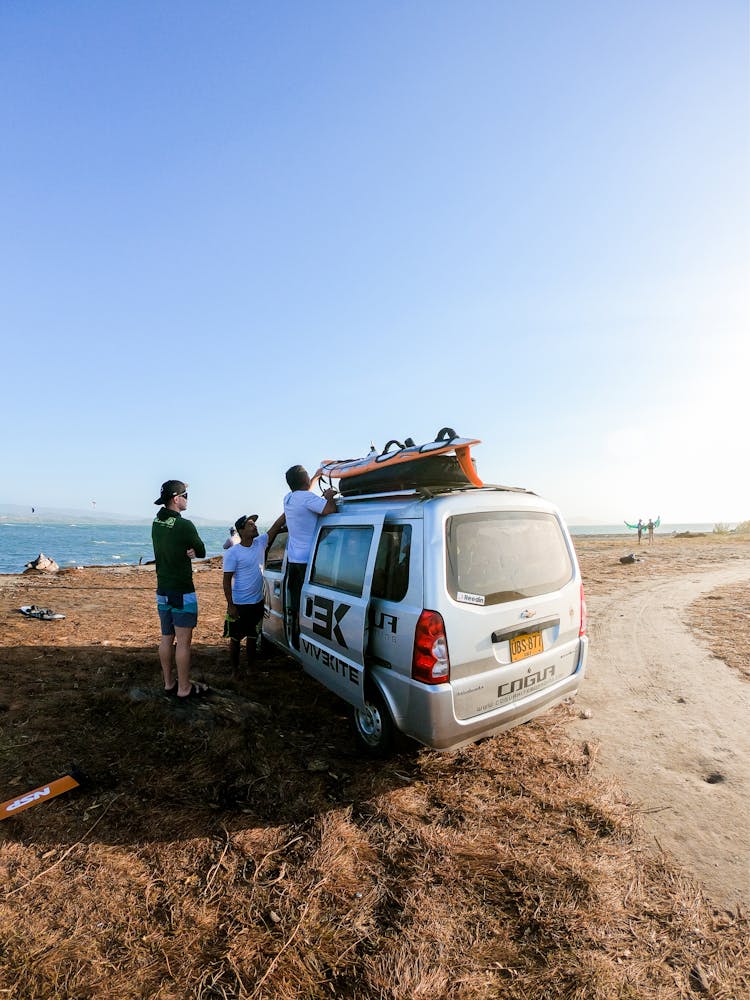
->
xmin=222 ymin=511 xmax=286 ymax=673
xmin=223 ymin=526 xmax=240 ymax=549
xmin=637 ymin=519 xmax=644 ymax=545
xmin=151 ymin=480 xmax=208 ymax=699
xmin=647 ymin=518 xmax=655 ymax=544
xmin=283 ymin=466 xmax=337 ymax=650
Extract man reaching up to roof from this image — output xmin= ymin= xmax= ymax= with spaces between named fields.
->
xmin=151 ymin=480 xmax=208 ymax=699
xmin=222 ymin=511 xmax=286 ymax=674
xmin=283 ymin=466 xmax=337 ymax=649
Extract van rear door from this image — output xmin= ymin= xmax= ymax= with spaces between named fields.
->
xmin=443 ymin=509 xmax=583 ymax=719
xmin=298 ymin=513 xmax=385 ymax=709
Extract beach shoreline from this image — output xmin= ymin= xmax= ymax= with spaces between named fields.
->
xmin=0 ymin=523 xmax=740 ymax=577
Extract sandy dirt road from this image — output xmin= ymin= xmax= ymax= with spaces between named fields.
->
xmin=568 ymin=559 xmax=750 ymax=912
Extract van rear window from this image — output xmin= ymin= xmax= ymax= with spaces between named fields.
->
xmin=446 ymin=511 xmax=573 ymax=606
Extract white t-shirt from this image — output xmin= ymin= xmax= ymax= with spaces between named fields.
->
xmin=283 ymin=490 xmax=328 ymax=563
xmin=222 ymin=533 xmax=269 ymax=604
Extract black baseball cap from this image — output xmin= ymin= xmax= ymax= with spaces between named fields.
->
xmin=235 ymin=513 xmax=259 ymax=531
xmin=154 ymin=480 xmax=188 ymax=505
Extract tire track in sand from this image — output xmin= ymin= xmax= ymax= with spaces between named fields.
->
xmin=569 ymin=561 xmax=750 ymax=911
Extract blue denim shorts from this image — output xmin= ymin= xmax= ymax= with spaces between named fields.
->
xmin=156 ymin=591 xmax=198 ymax=634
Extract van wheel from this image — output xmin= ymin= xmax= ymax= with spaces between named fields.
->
xmin=352 ymin=689 xmax=395 ymax=756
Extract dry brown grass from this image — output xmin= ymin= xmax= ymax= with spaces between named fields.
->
xmin=686 ymin=581 xmax=750 ymax=682
xmin=1 ymin=550 xmax=749 ymax=998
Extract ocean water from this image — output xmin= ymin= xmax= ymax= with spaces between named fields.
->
xmin=0 ymin=522 xmax=234 ymax=575
xmin=0 ymin=519 xmax=727 ymax=576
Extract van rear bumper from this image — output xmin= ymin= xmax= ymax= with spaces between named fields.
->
xmin=376 ymin=636 xmax=588 ymax=751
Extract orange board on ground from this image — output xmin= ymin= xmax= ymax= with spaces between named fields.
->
xmin=1 ymin=774 xmax=80 ymax=820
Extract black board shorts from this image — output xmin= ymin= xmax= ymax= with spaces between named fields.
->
xmin=223 ymin=600 xmax=264 ymax=640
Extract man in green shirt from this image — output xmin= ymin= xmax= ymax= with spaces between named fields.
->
xmin=151 ymin=480 xmax=208 ymax=699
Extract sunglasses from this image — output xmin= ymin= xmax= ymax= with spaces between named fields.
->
xmin=174 ymin=491 xmax=188 ymax=499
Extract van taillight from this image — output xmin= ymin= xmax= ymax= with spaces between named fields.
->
xmin=579 ymin=583 xmax=587 ymax=636
xmin=412 ymin=610 xmax=450 ymax=684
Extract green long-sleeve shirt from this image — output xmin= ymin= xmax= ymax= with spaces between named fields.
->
xmin=151 ymin=508 xmax=206 ymax=593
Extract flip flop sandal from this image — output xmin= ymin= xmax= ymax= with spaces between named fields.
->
xmin=18 ymin=606 xmax=64 ymax=620
xmin=177 ymin=682 xmax=211 ymax=700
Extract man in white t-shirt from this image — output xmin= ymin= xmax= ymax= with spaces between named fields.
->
xmin=222 ymin=511 xmax=285 ymax=672
xmin=283 ymin=465 xmax=337 ymax=649
xmin=222 ymin=526 xmax=240 ymax=549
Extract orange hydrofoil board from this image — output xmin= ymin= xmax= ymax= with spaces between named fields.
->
xmin=1 ymin=773 xmax=81 ymax=820
xmin=312 ymin=427 xmax=483 ymax=496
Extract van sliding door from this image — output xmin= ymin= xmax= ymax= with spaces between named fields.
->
xmin=299 ymin=513 xmax=385 ymax=709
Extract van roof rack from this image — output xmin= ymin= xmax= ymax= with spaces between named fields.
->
xmin=337 ymin=483 xmax=536 ymax=502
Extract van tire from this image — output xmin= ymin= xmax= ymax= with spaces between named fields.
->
xmin=352 ymin=688 xmax=395 ymax=756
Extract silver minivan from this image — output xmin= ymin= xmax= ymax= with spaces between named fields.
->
xmin=262 ymin=485 xmax=587 ymax=754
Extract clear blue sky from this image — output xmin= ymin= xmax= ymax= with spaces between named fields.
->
xmin=2 ymin=1 xmax=747 ymax=524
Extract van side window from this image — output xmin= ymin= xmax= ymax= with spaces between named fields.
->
xmin=310 ymin=525 xmax=374 ymax=597
xmin=372 ymin=525 xmax=411 ymax=602
xmin=265 ymin=529 xmax=288 ymax=570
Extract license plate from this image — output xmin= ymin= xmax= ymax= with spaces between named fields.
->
xmin=509 ymin=631 xmax=543 ymax=662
